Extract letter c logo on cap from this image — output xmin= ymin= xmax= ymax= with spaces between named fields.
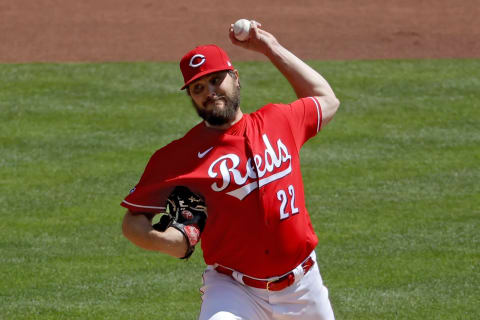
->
xmin=189 ymin=54 xmax=206 ymax=68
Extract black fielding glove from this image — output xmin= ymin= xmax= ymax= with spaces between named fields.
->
xmin=152 ymin=214 xmax=173 ymax=232
xmin=153 ymin=186 xmax=207 ymax=259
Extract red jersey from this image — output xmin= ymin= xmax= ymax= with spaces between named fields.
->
xmin=121 ymin=97 xmax=323 ymax=278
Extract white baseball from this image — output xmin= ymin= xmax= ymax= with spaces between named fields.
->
xmin=233 ymin=19 xmax=251 ymax=42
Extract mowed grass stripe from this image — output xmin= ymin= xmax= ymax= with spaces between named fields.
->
xmin=0 ymin=59 xmax=478 ymax=319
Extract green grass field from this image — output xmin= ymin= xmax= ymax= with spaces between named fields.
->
xmin=1 ymin=59 xmax=479 ymax=319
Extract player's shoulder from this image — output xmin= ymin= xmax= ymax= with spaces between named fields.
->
xmin=253 ymin=102 xmax=288 ymax=116
xmin=251 ymin=99 xmax=309 ymax=119
xmin=178 ymin=121 xmax=205 ymax=141
xmin=254 ymin=97 xmax=314 ymax=113
xmin=149 ymin=122 xmax=203 ymax=159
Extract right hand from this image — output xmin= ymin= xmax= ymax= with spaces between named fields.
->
xmin=229 ymin=21 xmax=279 ymax=56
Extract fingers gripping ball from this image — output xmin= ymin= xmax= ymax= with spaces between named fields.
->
xmin=233 ymin=19 xmax=251 ymax=41
xmin=153 ymin=186 xmax=207 ymax=259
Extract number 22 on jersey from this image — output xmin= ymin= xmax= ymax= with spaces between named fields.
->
xmin=277 ymin=185 xmax=299 ymax=220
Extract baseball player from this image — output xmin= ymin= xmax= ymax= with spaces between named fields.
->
xmin=121 ymin=21 xmax=340 ymax=320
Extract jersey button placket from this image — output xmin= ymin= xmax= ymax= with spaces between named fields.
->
xmin=245 ymin=137 xmax=269 ymax=228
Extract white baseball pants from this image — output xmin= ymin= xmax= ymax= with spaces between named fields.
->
xmin=198 ymin=251 xmax=335 ymax=320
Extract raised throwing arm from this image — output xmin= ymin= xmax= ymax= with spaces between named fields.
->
xmin=229 ymin=22 xmax=340 ymax=128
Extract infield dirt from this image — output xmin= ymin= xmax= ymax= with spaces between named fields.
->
xmin=1 ymin=0 xmax=478 ymax=62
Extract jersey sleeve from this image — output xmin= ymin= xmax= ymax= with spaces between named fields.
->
xmin=280 ymin=97 xmax=323 ymax=149
xmin=120 ymin=146 xmax=175 ymax=213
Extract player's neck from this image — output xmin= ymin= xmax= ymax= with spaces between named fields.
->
xmin=205 ymin=109 xmax=244 ymax=130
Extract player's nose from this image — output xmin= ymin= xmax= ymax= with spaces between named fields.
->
xmin=207 ymin=83 xmax=218 ymax=96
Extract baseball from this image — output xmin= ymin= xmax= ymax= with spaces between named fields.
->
xmin=233 ymin=19 xmax=251 ymax=42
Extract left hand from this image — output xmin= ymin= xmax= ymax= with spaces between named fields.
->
xmin=152 ymin=186 xmax=208 ymax=259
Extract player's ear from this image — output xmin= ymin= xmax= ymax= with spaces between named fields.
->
xmin=232 ymin=69 xmax=241 ymax=88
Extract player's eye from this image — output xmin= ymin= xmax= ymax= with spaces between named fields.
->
xmin=210 ymin=77 xmax=220 ymax=85
xmin=192 ymin=84 xmax=204 ymax=95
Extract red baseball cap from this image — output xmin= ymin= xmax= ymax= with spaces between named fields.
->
xmin=180 ymin=44 xmax=234 ymax=90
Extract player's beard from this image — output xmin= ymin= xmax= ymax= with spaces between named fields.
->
xmin=191 ymin=85 xmax=241 ymax=126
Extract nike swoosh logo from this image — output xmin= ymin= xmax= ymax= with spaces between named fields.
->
xmin=198 ymin=147 xmax=214 ymax=158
